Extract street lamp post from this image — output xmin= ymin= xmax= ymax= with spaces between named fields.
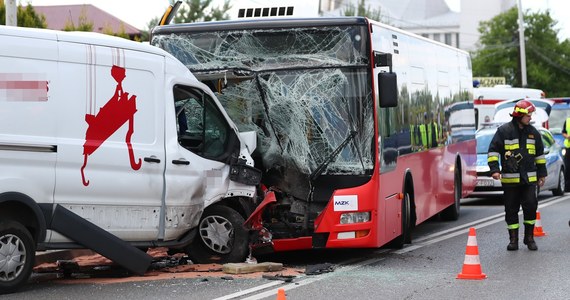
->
xmin=517 ymin=0 xmax=528 ymax=87
xmin=5 ymin=0 xmax=17 ymax=26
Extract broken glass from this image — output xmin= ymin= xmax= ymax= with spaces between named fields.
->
xmin=153 ymin=25 xmax=374 ymax=200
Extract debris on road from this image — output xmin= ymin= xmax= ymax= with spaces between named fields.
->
xmin=32 ymin=247 xmax=302 ymax=284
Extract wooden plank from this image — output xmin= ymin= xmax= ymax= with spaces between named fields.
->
xmin=222 ymin=262 xmax=283 ymax=274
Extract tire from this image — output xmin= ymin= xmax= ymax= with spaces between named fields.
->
xmin=552 ymin=168 xmax=565 ymax=196
xmin=441 ymin=168 xmax=461 ymax=221
xmin=388 ymin=191 xmax=412 ymax=249
xmin=186 ymin=205 xmax=249 ymax=264
xmin=0 ymin=220 xmax=35 ymax=295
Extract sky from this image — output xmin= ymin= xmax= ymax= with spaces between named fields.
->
xmin=20 ymin=0 xmax=570 ymax=40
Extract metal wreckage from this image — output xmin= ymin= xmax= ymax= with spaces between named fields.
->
xmin=152 ymin=23 xmax=376 ymax=253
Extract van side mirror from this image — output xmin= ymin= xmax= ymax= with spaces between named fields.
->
xmin=378 ymin=72 xmax=398 ymax=108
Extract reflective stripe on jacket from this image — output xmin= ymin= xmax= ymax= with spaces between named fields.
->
xmin=487 ymin=119 xmax=547 ymax=186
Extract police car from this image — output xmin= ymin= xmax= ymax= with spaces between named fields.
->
xmin=471 ymin=123 xmax=565 ymax=197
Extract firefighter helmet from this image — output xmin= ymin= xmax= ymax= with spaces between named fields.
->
xmin=510 ymin=100 xmax=536 ymax=117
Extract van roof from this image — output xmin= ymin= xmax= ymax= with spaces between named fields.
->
xmin=0 ymin=25 xmax=167 ymax=57
xmin=474 ymin=86 xmax=545 ymax=100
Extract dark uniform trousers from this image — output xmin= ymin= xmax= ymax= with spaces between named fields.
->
xmin=503 ymin=185 xmax=538 ymax=225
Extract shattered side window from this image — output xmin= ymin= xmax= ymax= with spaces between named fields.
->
xmin=155 ymin=25 xmax=374 ymax=195
xmin=174 ymin=85 xmax=230 ymax=160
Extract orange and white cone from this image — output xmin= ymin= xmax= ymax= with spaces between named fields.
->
xmin=533 ymin=210 xmax=547 ymax=237
xmin=276 ymin=288 xmax=286 ymax=300
xmin=457 ymin=227 xmax=487 ymax=280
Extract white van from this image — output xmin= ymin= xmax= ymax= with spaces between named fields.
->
xmin=473 ymin=85 xmax=545 ymax=128
xmin=0 ymin=26 xmax=261 ymax=293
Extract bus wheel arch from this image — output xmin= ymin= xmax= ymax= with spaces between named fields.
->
xmin=440 ymin=156 xmax=462 ymax=221
xmin=388 ymin=170 xmax=416 ymax=249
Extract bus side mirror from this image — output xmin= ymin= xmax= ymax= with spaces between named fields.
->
xmin=378 ymin=72 xmax=398 ymax=108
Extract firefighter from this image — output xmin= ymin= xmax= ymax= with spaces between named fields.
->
xmin=487 ymin=100 xmax=547 ymax=251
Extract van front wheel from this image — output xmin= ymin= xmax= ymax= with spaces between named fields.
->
xmin=186 ymin=205 xmax=249 ymax=264
xmin=0 ymin=220 xmax=35 ymax=295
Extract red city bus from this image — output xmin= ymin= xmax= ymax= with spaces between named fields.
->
xmin=151 ymin=16 xmax=476 ymax=257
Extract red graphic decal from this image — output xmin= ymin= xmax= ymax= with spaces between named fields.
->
xmin=81 ymin=65 xmax=141 ymax=186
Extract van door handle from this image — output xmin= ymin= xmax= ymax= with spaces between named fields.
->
xmin=144 ymin=156 xmax=161 ymax=163
xmin=172 ymin=159 xmax=190 ymax=165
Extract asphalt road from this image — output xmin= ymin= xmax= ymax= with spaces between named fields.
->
xmin=5 ymin=193 xmax=570 ymax=300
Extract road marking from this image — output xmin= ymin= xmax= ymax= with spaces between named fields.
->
xmin=213 ymin=250 xmax=390 ymax=300
xmin=395 ymin=195 xmax=570 ymax=253
xmin=217 ymin=195 xmax=570 ymax=299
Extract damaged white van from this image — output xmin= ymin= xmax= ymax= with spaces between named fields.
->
xmin=0 ymin=25 xmax=260 ymax=293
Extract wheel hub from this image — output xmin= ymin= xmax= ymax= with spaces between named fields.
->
xmin=199 ymin=215 xmax=234 ymax=254
xmin=0 ymin=234 xmax=26 ymax=282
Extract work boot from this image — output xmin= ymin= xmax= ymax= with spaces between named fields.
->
xmin=507 ymin=229 xmax=518 ymax=251
xmin=523 ymin=224 xmax=538 ymax=251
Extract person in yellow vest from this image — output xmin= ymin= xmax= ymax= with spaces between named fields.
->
xmin=561 ymin=117 xmax=570 ymax=190
xmin=419 ymin=112 xmax=441 ymax=149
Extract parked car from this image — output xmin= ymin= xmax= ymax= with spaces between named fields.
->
xmin=547 ymin=99 xmax=570 ymax=150
xmin=471 ymin=124 xmax=565 ymax=198
xmin=493 ymin=98 xmax=554 ymax=128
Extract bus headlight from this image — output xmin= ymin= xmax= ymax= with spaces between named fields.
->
xmin=340 ymin=212 xmax=370 ymax=224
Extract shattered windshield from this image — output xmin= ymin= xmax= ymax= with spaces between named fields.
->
xmin=153 ymin=25 xmax=374 ymax=193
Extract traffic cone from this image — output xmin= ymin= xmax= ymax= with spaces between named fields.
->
xmin=457 ymin=227 xmax=487 ymax=280
xmin=276 ymin=288 xmax=286 ymax=300
xmin=533 ymin=210 xmax=547 ymax=237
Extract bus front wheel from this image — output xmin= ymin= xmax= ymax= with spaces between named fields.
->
xmin=441 ymin=168 xmax=461 ymax=221
xmin=389 ymin=191 xmax=412 ymax=249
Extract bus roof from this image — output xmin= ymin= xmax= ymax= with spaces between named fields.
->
xmin=153 ymin=17 xmax=369 ymax=34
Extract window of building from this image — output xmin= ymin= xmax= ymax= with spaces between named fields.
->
xmin=445 ymin=33 xmax=452 ymax=46
xmin=456 ymin=33 xmax=460 ymax=48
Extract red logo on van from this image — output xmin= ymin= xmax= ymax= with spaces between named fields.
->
xmin=80 ymin=65 xmax=141 ymax=186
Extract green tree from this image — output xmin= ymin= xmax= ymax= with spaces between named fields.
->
xmin=102 ymin=23 xmax=129 ymax=39
xmin=63 ymin=8 xmax=93 ymax=31
xmin=140 ymin=16 xmax=161 ymax=42
xmin=62 ymin=6 xmax=132 ymax=40
xmin=173 ymin=0 xmax=231 ymax=23
xmin=472 ymin=7 xmax=570 ymax=96
xmin=343 ymin=0 xmax=384 ymax=23
xmin=0 ymin=1 xmax=46 ymax=28
xmin=140 ymin=0 xmax=231 ymax=42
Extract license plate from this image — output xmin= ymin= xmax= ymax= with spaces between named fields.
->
xmin=476 ymin=179 xmax=495 ymax=187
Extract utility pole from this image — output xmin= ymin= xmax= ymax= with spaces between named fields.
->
xmin=517 ymin=0 xmax=528 ymax=87
xmin=6 ymin=0 xmax=17 ymax=26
